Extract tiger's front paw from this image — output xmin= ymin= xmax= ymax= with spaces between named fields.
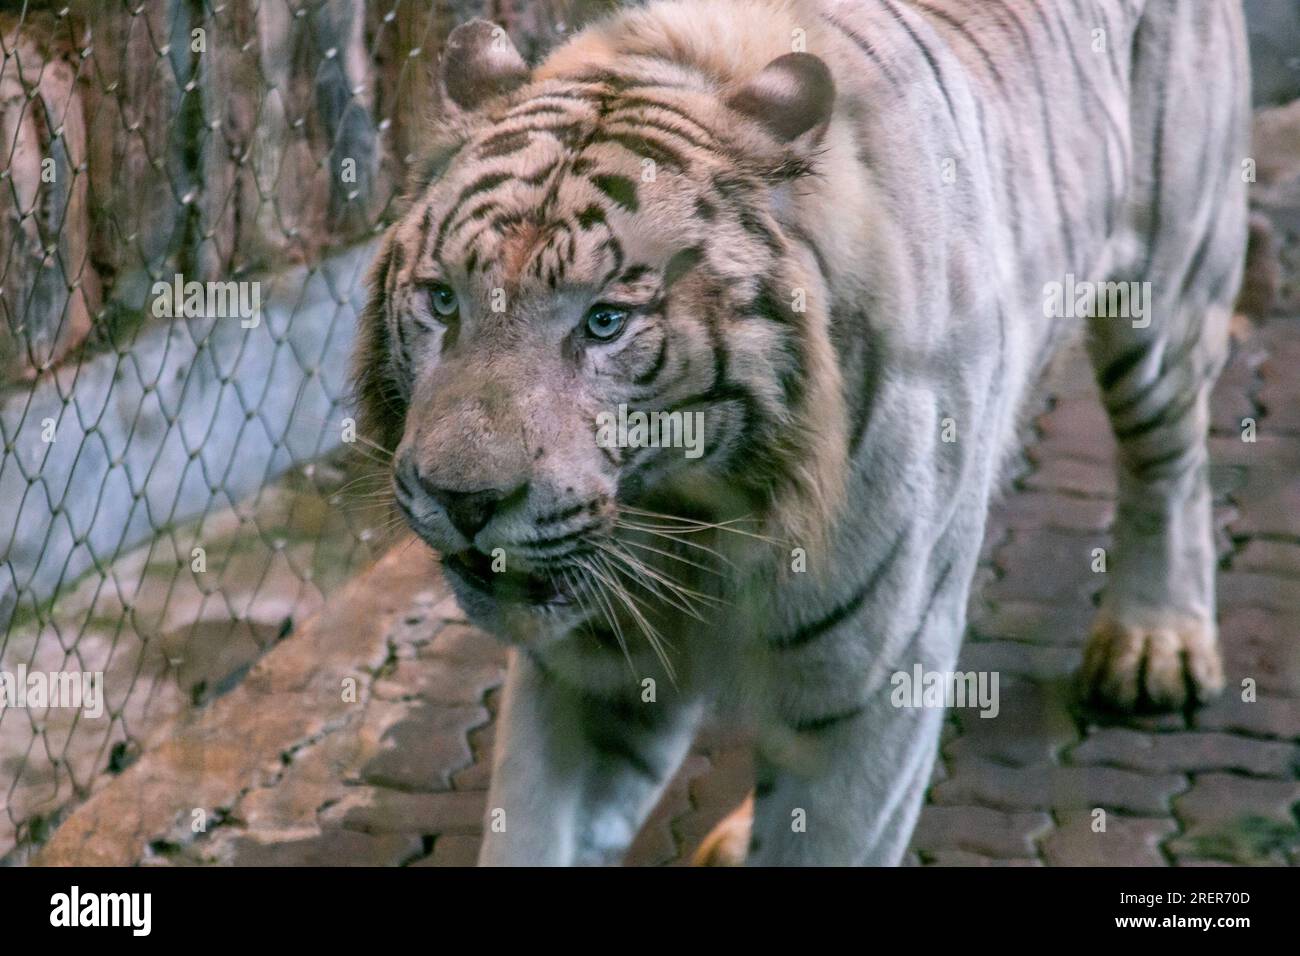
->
xmin=1081 ymin=612 xmax=1224 ymax=712
xmin=692 ymin=795 xmax=753 ymax=866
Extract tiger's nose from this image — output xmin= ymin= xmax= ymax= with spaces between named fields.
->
xmin=406 ymin=464 xmax=526 ymax=541
xmin=428 ymin=486 xmax=506 ymax=540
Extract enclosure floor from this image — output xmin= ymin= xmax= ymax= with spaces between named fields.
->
xmin=31 ymin=304 xmax=1300 ymax=867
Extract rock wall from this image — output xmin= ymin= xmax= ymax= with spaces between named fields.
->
xmin=0 ymin=14 xmax=99 ymax=379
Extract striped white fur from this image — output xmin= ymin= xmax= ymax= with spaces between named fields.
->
xmin=351 ymin=0 xmax=1250 ymax=865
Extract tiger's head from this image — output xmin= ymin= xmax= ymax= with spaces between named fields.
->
xmin=352 ymin=18 xmax=848 ymax=645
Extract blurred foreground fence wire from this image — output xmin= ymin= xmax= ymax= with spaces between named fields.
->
xmin=0 ymin=0 xmax=614 ymax=864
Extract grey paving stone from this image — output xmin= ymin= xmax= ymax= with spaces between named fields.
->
xmin=1195 ymin=692 xmax=1300 ymax=740
xmin=1168 ymin=773 xmax=1300 ymax=865
xmin=911 ymin=804 xmax=1053 ymax=859
xmin=1040 ymin=812 xmax=1176 ymax=867
xmin=943 ymin=677 xmax=1079 ymax=767
xmin=1022 ymin=457 xmax=1118 ymax=499
xmin=1069 ymin=728 xmax=1300 ymax=778
xmin=933 ymin=758 xmax=1187 ymax=816
xmin=218 ymin=827 xmax=423 ymax=867
xmin=333 ymin=788 xmax=486 ymax=836
xmin=359 ymin=701 xmax=487 ymax=791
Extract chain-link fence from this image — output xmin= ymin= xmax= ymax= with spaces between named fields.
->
xmin=0 ymin=0 xmax=615 ymax=865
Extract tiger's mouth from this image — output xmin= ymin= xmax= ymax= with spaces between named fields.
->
xmin=443 ymin=549 xmax=573 ymax=607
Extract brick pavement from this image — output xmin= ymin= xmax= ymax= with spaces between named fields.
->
xmin=34 ymin=113 xmax=1300 ymax=870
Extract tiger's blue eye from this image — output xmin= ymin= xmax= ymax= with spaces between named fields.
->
xmin=585 ymin=305 xmax=629 ymax=341
xmin=430 ymin=284 xmax=459 ymax=317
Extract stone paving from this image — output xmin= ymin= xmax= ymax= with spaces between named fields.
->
xmin=33 ymin=106 xmax=1300 ymax=869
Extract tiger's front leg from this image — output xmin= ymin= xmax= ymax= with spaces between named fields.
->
xmin=744 ymin=680 xmax=950 ymax=866
xmin=738 ymin=546 xmax=971 ymax=866
xmin=477 ymin=649 xmax=699 ymax=866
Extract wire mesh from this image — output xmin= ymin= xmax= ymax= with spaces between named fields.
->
xmin=0 ymin=0 xmax=613 ymax=864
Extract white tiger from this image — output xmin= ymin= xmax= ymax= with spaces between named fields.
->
xmin=351 ymin=0 xmax=1249 ymax=865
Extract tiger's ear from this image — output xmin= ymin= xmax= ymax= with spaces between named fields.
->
xmin=439 ymin=20 xmax=530 ymax=114
xmin=726 ymin=53 xmax=835 ymax=144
